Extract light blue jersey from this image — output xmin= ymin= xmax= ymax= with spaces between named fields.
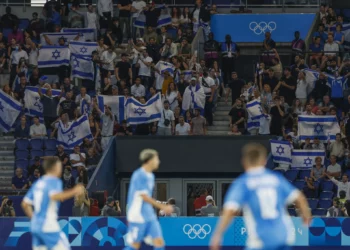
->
xmin=24 ymin=176 xmax=70 ymax=250
xmin=224 ymin=167 xmax=299 ymax=250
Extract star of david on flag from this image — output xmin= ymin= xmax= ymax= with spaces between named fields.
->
xmin=270 ymin=140 xmax=292 ymax=164
xmin=292 ymin=150 xmax=325 ymax=168
xmin=52 ymin=49 xmax=61 ymax=59
xmin=80 ymin=47 xmax=88 ymax=54
xmin=314 ymin=123 xmax=324 ymax=134
xmin=68 ymin=131 xmax=77 ymax=142
xmin=0 ymin=90 xmax=22 ymax=132
xmin=134 ymin=107 xmax=146 ymax=116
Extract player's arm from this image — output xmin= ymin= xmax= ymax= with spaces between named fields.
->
xmin=140 ymin=194 xmax=173 ymax=214
xmin=21 ymin=188 xmax=34 ymax=219
xmin=51 ymin=184 xmax=84 ymax=202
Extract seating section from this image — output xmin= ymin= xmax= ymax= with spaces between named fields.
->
xmin=312 ymin=208 xmax=327 ymax=216
xmin=307 ymin=199 xmax=318 ymax=210
xmin=318 ymin=199 xmax=332 ymax=209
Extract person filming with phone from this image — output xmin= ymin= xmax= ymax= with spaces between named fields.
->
xmin=101 ymin=196 xmax=121 ymax=216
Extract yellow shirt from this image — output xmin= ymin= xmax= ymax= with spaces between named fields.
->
xmin=162 ymin=77 xmax=174 ymax=95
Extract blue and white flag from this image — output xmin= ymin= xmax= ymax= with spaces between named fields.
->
xmin=24 ymin=86 xmax=61 ymax=119
xmin=62 ymin=28 xmax=95 ymax=41
xmin=97 ymin=95 xmax=125 ymax=123
xmin=157 ymin=10 xmax=172 ymax=28
xmin=270 ymin=140 xmax=292 ymax=165
xmin=291 ymin=150 xmax=325 ymax=168
xmin=40 ymin=32 xmax=84 ymax=45
xmin=298 ymin=115 xmax=340 ymax=142
xmin=246 ymin=100 xmax=264 ymax=120
xmin=134 ymin=11 xmax=146 ymax=29
xmin=125 ymin=92 xmax=162 ymax=125
xmin=182 ymin=84 xmax=205 ymax=112
xmin=57 ymin=114 xmax=93 ymax=149
xmin=0 ymin=90 xmax=22 ymax=132
xmin=71 ymin=54 xmax=94 ymax=81
xmin=182 ymin=70 xmax=192 ymax=82
xmin=38 ymin=46 xmax=70 ymax=68
xmin=69 ymin=41 xmax=97 ymax=56
xmin=302 ymin=69 xmax=324 ymax=90
xmin=156 ymin=61 xmax=175 ymax=76
xmin=80 ymin=99 xmax=90 ymax=115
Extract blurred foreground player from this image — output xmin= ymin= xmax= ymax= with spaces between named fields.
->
xmin=21 ymin=157 xmax=84 ymax=250
xmin=124 ymin=149 xmax=173 ymax=250
xmin=210 ymin=143 xmax=311 ymax=250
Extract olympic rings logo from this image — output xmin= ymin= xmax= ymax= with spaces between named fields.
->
xmin=249 ymin=21 xmax=277 ymax=35
xmin=183 ymin=224 xmax=212 ymax=239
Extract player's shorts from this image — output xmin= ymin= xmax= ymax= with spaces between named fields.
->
xmin=126 ymin=220 xmax=163 ymax=245
xmin=32 ymin=231 xmax=70 ymax=250
xmin=246 ymin=246 xmax=291 ymax=250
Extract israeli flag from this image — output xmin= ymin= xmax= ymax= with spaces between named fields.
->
xmin=270 ymin=140 xmax=292 ymax=164
xmin=125 ymin=92 xmax=162 ymax=125
xmin=291 ymin=150 xmax=325 ymax=168
xmin=97 ymin=95 xmax=125 ymax=123
xmin=24 ymin=86 xmax=61 ymax=119
xmin=247 ymin=117 xmax=260 ymax=131
xmin=62 ymin=28 xmax=95 ymax=41
xmin=157 ymin=61 xmax=175 ymax=76
xmin=38 ymin=46 xmax=70 ymax=68
xmin=69 ymin=41 xmax=97 ymax=56
xmin=71 ymin=54 xmax=94 ymax=81
xmin=80 ymin=99 xmax=90 ymax=115
xmin=40 ymin=32 xmax=84 ymax=45
xmin=134 ymin=11 xmax=146 ymax=29
xmin=183 ymin=70 xmax=192 ymax=82
xmin=298 ymin=115 xmax=340 ymax=142
xmin=57 ymin=114 xmax=93 ymax=149
xmin=157 ymin=11 xmax=172 ymax=28
xmin=0 ymin=90 xmax=22 ymax=132
xmin=246 ymin=100 xmax=265 ymax=120
xmin=182 ymin=84 xmax=205 ymax=112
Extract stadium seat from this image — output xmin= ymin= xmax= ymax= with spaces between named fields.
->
xmin=346 ymin=170 xmax=350 ymax=177
xmin=2 ymin=28 xmax=12 ymax=39
xmin=293 ymin=180 xmax=305 ymax=190
xmin=322 ymin=181 xmax=335 ymax=191
xmin=288 ymin=208 xmax=297 ymax=216
xmin=15 ymin=150 xmax=29 ymax=160
xmin=30 ymin=139 xmax=44 ymax=150
xmin=312 ymin=208 xmax=327 ymax=216
xmin=18 ymin=18 xmax=30 ymax=30
xmin=44 ymin=150 xmax=56 ymax=156
xmin=30 ymin=150 xmax=44 ymax=159
xmin=320 ymin=191 xmax=334 ymax=199
xmin=318 ymin=199 xmax=333 ymax=209
xmin=15 ymin=159 xmax=29 ymax=169
xmin=343 ymin=9 xmax=350 ymax=19
xmin=299 ymin=170 xmax=311 ymax=180
xmin=44 ymin=139 xmax=57 ymax=150
xmin=15 ymin=139 xmax=29 ymax=150
xmin=307 ymin=199 xmax=319 ymax=210
xmin=284 ymin=169 xmax=299 ymax=182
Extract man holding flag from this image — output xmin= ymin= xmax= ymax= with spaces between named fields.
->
xmin=93 ymin=101 xmax=115 ymax=151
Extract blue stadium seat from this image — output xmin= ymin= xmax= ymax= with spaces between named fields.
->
xmin=318 ymin=199 xmax=333 ymax=209
xmin=44 ymin=139 xmax=57 ymax=150
xmin=44 ymin=150 xmax=56 ymax=156
xmin=307 ymin=199 xmax=319 ymax=210
xmin=293 ymin=180 xmax=305 ymax=190
xmin=2 ymin=28 xmax=12 ymax=39
xmin=30 ymin=139 xmax=44 ymax=150
xmin=15 ymin=150 xmax=29 ymax=160
xmin=284 ymin=169 xmax=299 ymax=182
xmin=343 ymin=9 xmax=350 ymax=19
xmin=299 ymin=170 xmax=311 ymax=180
xmin=15 ymin=159 xmax=28 ymax=169
xmin=322 ymin=181 xmax=335 ymax=191
xmin=288 ymin=208 xmax=297 ymax=216
xmin=320 ymin=191 xmax=334 ymax=199
xmin=312 ymin=208 xmax=327 ymax=216
xmin=15 ymin=139 xmax=29 ymax=150
xmin=30 ymin=150 xmax=44 ymax=159
xmin=18 ymin=18 xmax=30 ymax=30
xmin=346 ymin=170 xmax=350 ymax=178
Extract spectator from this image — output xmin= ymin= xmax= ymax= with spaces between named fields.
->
xmin=14 ymin=116 xmax=30 ymax=139
xmin=319 ymin=95 xmax=334 ymax=115
xmin=199 ymin=71 xmax=215 ymax=126
xmin=228 ymin=99 xmax=246 ymax=134
xmin=310 ymin=137 xmax=325 ymax=150
xmin=309 ymin=36 xmax=323 ymax=66
xmin=68 ymin=3 xmax=84 ymax=28
xmin=165 ymin=82 xmax=181 ymax=112
xmin=101 ymin=196 xmax=121 ymax=216
xmin=137 ymin=50 xmax=153 ymax=88
xmin=160 ymin=38 xmax=178 ymax=59
xmin=72 ymin=186 xmax=90 ymax=216
xmin=291 ymin=55 xmax=308 ymax=79
xmin=30 ymin=116 xmax=47 ymax=138
xmin=274 ymin=67 xmax=296 ymax=106
xmin=191 ymin=108 xmax=206 ymax=135
xmin=228 ymin=124 xmax=242 ymax=136
xmin=204 ymin=32 xmax=220 ymax=67
xmin=28 ymin=156 xmax=44 ymax=177
xmin=94 ymin=103 xmax=115 ymax=151
xmin=303 ymin=176 xmax=317 ymax=198
xmin=323 ymin=34 xmax=339 ymax=64
xmin=56 ymin=144 xmax=70 ymax=167
xmin=8 ymin=24 xmax=24 ymax=46
xmin=98 ymin=0 xmax=114 ymax=30
xmin=101 ymin=46 xmax=117 ymax=76
xmin=270 ymin=96 xmax=285 ymax=136
xmin=157 ymin=26 xmax=171 ymax=45
xmin=327 ymin=155 xmax=342 ymax=179
xmin=75 ymin=168 xmax=88 ymax=186
xmin=175 ymin=115 xmax=191 ymax=136
xmin=194 ymin=189 xmax=208 ymax=215
xmin=144 ymin=2 xmax=160 ymax=28
xmin=117 ymin=120 xmax=133 ymax=136
xmin=221 ymin=35 xmax=239 ymax=87
xmin=70 ymin=145 xmax=86 ymax=171
xmin=291 ymin=31 xmax=305 ymax=56
xmin=10 ymin=43 xmax=29 ymax=89
xmin=117 ymin=0 xmax=132 ymax=40
xmin=131 ymin=0 xmax=146 ymax=39
xmin=12 ymin=168 xmax=28 ymax=190
xmin=59 ymin=91 xmax=77 ymax=121
xmin=115 ymin=53 xmax=132 ymax=87
xmin=62 ymin=166 xmax=75 ymax=189
xmin=327 ymin=197 xmax=348 ymax=217
xmin=263 ymin=31 xmax=276 ymax=50
xmin=38 ymin=86 xmax=61 ymax=130
xmin=311 ymin=73 xmax=330 ymax=102
xmin=157 ymin=100 xmax=175 ymax=136
xmin=226 ymin=72 xmax=245 ymax=105
xmin=160 ymin=198 xmax=181 ymax=217
xmin=75 ymin=87 xmax=91 ymax=108
xmin=30 ymin=12 xmax=45 ymax=39
xmin=14 ymin=75 xmax=28 ymax=102
xmin=327 ymin=173 xmax=350 ymax=199
xmin=86 ymin=148 xmax=101 ymax=170
xmin=28 ymin=168 xmax=41 ymax=187
xmin=313 ymin=23 xmax=328 ymax=46
xmin=334 ymin=24 xmax=345 ymax=53
xmin=200 ymin=195 xmax=220 ymax=217
xmin=131 ymin=77 xmax=146 ymax=98
xmin=0 ymin=197 xmax=15 ymax=217
xmin=327 ymin=133 xmax=345 ymax=160
xmin=310 ymin=156 xmax=326 ymax=181
xmin=1 ymin=6 xmax=18 ymax=29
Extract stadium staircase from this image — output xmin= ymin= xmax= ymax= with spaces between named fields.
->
xmin=0 ymin=136 xmax=15 ymax=190
xmin=207 ymin=97 xmax=231 ymax=136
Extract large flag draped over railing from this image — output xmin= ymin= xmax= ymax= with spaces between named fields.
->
xmin=40 ymin=32 xmax=84 ymax=45
xmin=291 ymin=150 xmax=325 ymax=168
xmin=298 ymin=115 xmax=340 ymax=142
xmin=270 ymin=140 xmax=292 ymax=165
xmin=38 ymin=46 xmax=70 ymax=68
xmin=57 ymin=114 xmax=93 ymax=149
xmin=0 ymin=90 xmax=22 ymax=132
xmin=97 ymin=95 xmax=125 ymax=123
xmin=125 ymin=93 xmax=162 ymax=125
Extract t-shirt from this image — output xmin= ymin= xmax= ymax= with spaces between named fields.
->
xmin=69 ymin=153 xmax=86 ymax=168
xmin=30 ymin=124 xmax=47 ymax=137
xmin=116 ymin=61 xmax=131 ymax=81
xmin=118 ymin=0 xmax=132 ymax=17
xmin=199 ymin=76 xmax=215 ymax=95
xmin=175 ymin=123 xmax=191 ymax=135
xmin=158 ymin=108 xmax=175 ymax=128
xmin=228 ymin=107 xmax=246 ymax=129
xmin=41 ymin=95 xmax=60 ymax=118
xmin=327 ymin=163 xmax=341 ymax=174
xmin=12 ymin=175 xmax=27 ymax=189
xmin=191 ymin=116 xmax=206 ymax=135
xmin=309 ymin=43 xmax=323 ymax=53
xmin=295 ymin=79 xmax=308 ymax=99
xmin=138 ymin=56 xmax=153 ymax=77
xmin=60 ymin=99 xmax=77 ymax=120
xmin=279 ymin=76 xmax=296 ymax=106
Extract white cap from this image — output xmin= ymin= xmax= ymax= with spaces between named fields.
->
xmin=191 ymin=77 xmax=197 ymax=81
xmin=206 ymin=195 xmax=213 ymax=201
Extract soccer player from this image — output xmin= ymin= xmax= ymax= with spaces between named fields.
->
xmin=21 ymin=157 xmax=84 ymax=250
xmin=210 ymin=143 xmax=311 ymax=250
xmin=124 ymin=149 xmax=173 ymax=250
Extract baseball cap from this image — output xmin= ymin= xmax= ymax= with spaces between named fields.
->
xmin=106 ymin=196 xmax=114 ymax=204
xmin=205 ymin=195 xmax=213 ymax=201
xmin=191 ymin=77 xmax=197 ymax=81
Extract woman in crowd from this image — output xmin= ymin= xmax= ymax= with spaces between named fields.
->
xmin=180 ymin=7 xmax=192 ymax=27
xmin=72 ymin=186 xmax=90 ymax=216
xmin=3 ymin=83 xmax=14 ymax=98
xmin=292 ymin=98 xmax=303 ymax=115
xmin=62 ymin=166 xmax=75 ymax=189
xmin=88 ymin=114 xmax=100 ymax=140
xmin=310 ymin=156 xmax=326 ymax=181
xmin=185 ymin=110 xmax=193 ymax=124
xmin=165 ymin=82 xmax=182 ymax=112
xmin=270 ymin=96 xmax=285 ymax=136
xmin=171 ymin=7 xmax=181 ymax=28
xmin=174 ymin=106 xmax=181 ymax=125
xmin=7 ymin=38 xmax=17 ymax=58
xmin=295 ymin=71 xmax=308 ymax=106
xmin=102 ymin=71 xmax=113 ymax=95
xmin=76 ymin=168 xmax=89 ymax=186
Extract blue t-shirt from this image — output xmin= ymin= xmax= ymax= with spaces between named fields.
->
xmin=313 ymin=31 xmax=328 ymax=45
xmin=309 ymin=43 xmax=323 ymax=53
xmin=126 ymin=167 xmax=157 ymax=223
xmin=224 ymin=167 xmax=299 ymax=249
xmin=24 ymin=176 xmax=62 ymax=233
xmin=334 ymin=31 xmax=344 ymax=43
xmin=12 ymin=175 xmax=27 ymax=189
xmin=329 ymin=76 xmax=346 ymax=98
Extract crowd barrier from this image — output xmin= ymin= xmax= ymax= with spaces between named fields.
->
xmin=211 ymin=13 xmax=316 ymax=42
xmin=1 ymin=217 xmax=350 ymax=249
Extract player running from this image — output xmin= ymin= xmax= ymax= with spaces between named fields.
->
xmin=124 ymin=149 xmax=173 ymax=250
xmin=21 ymin=156 xmax=84 ymax=250
xmin=210 ymin=143 xmax=311 ymax=250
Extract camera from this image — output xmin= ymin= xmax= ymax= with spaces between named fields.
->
xmin=6 ymin=199 xmax=13 ymax=206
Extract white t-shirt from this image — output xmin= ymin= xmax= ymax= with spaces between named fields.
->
xmin=30 ymin=124 xmax=47 ymax=137
xmin=295 ymin=79 xmax=308 ymax=99
xmin=101 ymin=51 xmax=117 ymax=71
xmin=11 ymin=50 xmax=28 ymax=65
xmin=259 ymin=115 xmax=271 ymax=135
xmin=131 ymin=84 xmax=146 ymax=97
xmin=132 ymin=0 xmax=146 ymax=18
xmin=138 ymin=56 xmax=153 ymax=77
xmin=87 ymin=12 xmax=98 ymax=29
xmin=158 ymin=108 xmax=175 ymax=128
xmin=28 ymin=48 xmax=38 ymax=66
xmin=70 ymin=153 xmax=86 ymax=168
xmin=327 ymin=163 xmax=341 ymax=174
xmin=176 ymin=123 xmax=191 ymax=135
xmin=199 ymin=76 xmax=215 ymax=95
xmin=324 ymin=42 xmax=339 ymax=56
xmin=75 ymin=94 xmax=91 ymax=106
